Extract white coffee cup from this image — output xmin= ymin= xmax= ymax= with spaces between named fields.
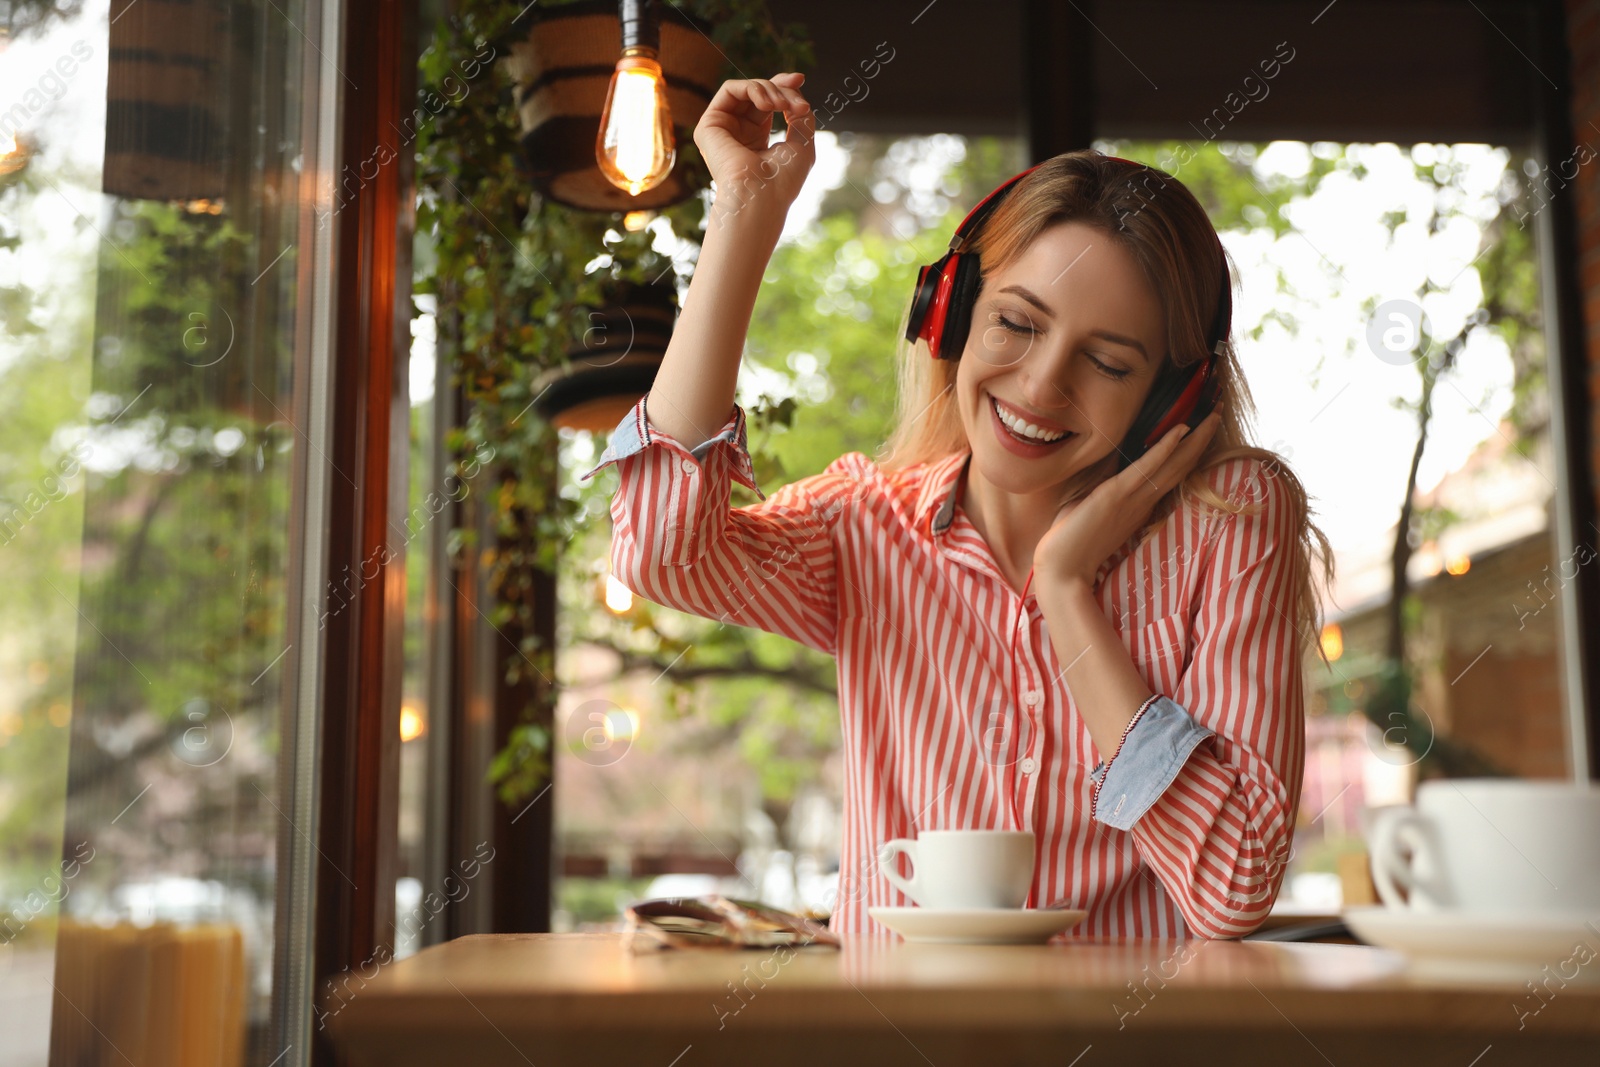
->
xmin=878 ymin=829 xmax=1035 ymax=909
xmin=1367 ymin=778 xmax=1600 ymax=913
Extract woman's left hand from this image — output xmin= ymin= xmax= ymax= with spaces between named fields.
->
xmin=1034 ymin=412 xmax=1222 ymax=590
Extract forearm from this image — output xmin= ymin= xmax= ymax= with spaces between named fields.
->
xmin=1128 ymin=747 xmax=1296 ymax=937
xmin=644 ymin=202 xmax=788 ymax=450
xmin=1034 ymin=576 xmax=1153 ymax=760
xmin=584 ymin=390 xmax=850 ymax=657
xmin=1038 ymin=576 xmax=1294 ymax=936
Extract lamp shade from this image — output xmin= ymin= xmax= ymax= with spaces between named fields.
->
xmin=102 ymin=0 xmax=231 ymax=202
xmin=533 ymin=278 xmax=677 ymax=433
xmin=503 ymin=0 xmax=723 ymax=212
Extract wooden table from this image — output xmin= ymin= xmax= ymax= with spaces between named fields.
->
xmin=323 ymin=932 xmax=1600 ymax=1066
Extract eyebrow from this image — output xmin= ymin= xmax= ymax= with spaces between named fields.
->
xmin=996 ymin=284 xmax=1151 ymax=363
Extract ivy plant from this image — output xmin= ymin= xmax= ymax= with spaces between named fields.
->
xmin=414 ymin=0 xmax=813 ymax=806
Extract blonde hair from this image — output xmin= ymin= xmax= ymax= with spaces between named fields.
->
xmin=875 ymin=149 xmax=1336 ymax=665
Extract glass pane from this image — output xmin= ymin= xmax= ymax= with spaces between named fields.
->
xmin=394 ymin=0 xmax=451 ymax=963
xmin=394 ymin=291 xmax=435 ymax=961
xmin=0 ymin=0 xmax=330 ymax=1063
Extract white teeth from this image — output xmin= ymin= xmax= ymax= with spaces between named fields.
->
xmin=993 ymin=397 xmax=1067 ymax=442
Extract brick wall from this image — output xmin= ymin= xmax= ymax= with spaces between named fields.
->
xmin=1412 ymin=531 xmax=1567 ymax=778
xmin=1325 ymin=531 xmax=1569 ymax=780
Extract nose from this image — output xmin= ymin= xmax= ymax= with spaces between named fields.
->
xmin=1018 ymin=338 xmax=1077 ymax=415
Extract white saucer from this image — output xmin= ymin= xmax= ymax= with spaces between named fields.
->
xmin=1342 ymin=906 xmax=1600 ymax=983
xmin=868 ymin=906 xmax=1087 ymax=944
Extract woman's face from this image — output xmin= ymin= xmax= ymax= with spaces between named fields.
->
xmin=955 ymin=220 xmax=1167 ymax=500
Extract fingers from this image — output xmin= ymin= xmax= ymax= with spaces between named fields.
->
xmin=1126 ymin=411 xmax=1220 ymax=494
xmin=697 ymin=76 xmax=809 ymax=159
xmin=1182 ymin=410 xmax=1222 ymax=443
xmin=1164 ymin=411 xmax=1221 ymax=473
xmin=749 ymin=74 xmax=811 ymax=117
xmin=781 ymin=98 xmax=817 ymax=157
xmin=715 ymin=74 xmax=810 ymax=120
xmin=1163 ymin=411 xmax=1218 ymax=449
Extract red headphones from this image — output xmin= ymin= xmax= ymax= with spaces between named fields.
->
xmin=904 ymin=153 xmax=1227 ymax=470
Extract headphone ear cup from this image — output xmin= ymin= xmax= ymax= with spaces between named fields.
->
xmin=1114 ymin=356 xmax=1221 ymax=470
xmin=907 ymin=252 xmax=965 ymax=358
xmin=1151 ymin=356 xmax=1217 ymax=441
xmin=905 ymin=259 xmax=943 ymax=347
xmin=937 ymin=252 xmax=985 ymax=361
xmin=1117 ymin=363 xmax=1191 ymax=463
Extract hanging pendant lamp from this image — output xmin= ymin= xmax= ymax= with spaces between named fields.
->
xmin=503 ymin=0 xmax=722 ymax=212
xmin=531 ymin=277 xmax=677 ymax=433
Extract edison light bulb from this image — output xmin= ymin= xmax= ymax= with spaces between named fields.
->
xmin=596 ymin=46 xmax=675 ymax=197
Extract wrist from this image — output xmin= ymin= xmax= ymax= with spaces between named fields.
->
xmin=704 ymin=183 xmax=790 ymax=238
xmin=1037 ymin=568 xmax=1096 ymax=603
xmin=694 ymin=205 xmax=784 ymax=301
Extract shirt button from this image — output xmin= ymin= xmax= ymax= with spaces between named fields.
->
xmin=1022 ymin=690 xmax=1041 ymax=707
xmin=1020 ymin=757 xmax=1038 ymax=775
xmin=681 ymin=459 xmax=697 ymax=473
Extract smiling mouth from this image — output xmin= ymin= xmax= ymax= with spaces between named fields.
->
xmin=990 ymin=395 xmax=1075 ymax=445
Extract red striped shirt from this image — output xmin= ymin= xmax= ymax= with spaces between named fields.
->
xmin=585 ymin=394 xmax=1306 ymax=940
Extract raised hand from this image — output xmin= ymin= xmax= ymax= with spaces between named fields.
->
xmin=693 ymin=72 xmax=816 ymax=220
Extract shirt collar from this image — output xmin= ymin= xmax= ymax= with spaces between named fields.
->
xmin=914 ymin=451 xmax=972 ymax=537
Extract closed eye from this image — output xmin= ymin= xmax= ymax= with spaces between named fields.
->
xmin=1088 ymin=354 xmax=1131 ymax=380
xmin=994 ymin=314 xmax=1132 ymax=380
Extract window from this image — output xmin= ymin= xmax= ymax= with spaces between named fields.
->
xmin=0 ymin=0 xmax=341 ymax=1061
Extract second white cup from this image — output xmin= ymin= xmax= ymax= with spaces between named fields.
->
xmin=1366 ymin=778 xmax=1600 ymax=913
xmin=878 ymin=829 xmax=1035 ymax=909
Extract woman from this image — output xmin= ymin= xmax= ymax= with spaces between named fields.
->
xmin=581 ymin=72 xmax=1334 ymax=939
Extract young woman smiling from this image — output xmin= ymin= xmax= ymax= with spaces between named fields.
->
xmin=582 ymin=72 xmax=1335 ymax=940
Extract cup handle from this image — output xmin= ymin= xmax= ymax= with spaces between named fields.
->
xmin=1368 ymin=806 xmax=1433 ymax=908
xmin=878 ymin=838 xmax=920 ymax=904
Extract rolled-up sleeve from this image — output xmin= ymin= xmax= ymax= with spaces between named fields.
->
xmin=1090 ymin=696 xmax=1215 ymax=829
xmin=579 ymin=392 xmax=858 ymax=655
xmin=1093 ymin=460 xmax=1306 ymax=938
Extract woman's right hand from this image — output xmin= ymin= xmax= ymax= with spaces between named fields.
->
xmin=693 ymin=73 xmax=816 ymax=218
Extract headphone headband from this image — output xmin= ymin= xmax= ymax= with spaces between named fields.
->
xmin=946 ymin=162 xmax=1046 ymax=254
xmin=1102 ymin=156 xmax=1230 ymax=359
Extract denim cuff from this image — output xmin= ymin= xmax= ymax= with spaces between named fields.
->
xmin=577 ymin=393 xmax=764 ymax=500
xmin=1090 ymin=695 xmax=1215 ymax=831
